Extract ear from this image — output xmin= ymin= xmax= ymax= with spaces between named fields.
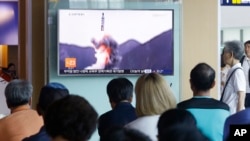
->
xmin=109 ymin=98 xmax=116 ymax=109
xmin=189 ymin=79 xmax=194 ymax=90
xmin=230 ymin=51 xmax=234 ymax=58
xmin=36 ymin=104 xmax=43 ymax=116
xmin=211 ymin=80 xmax=216 ymax=88
xmin=110 ymin=101 xmax=116 ymax=109
xmin=6 ymin=100 xmax=10 ymax=109
xmin=128 ymin=96 xmax=132 ymax=102
xmin=28 ymin=97 xmax=32 ymax=106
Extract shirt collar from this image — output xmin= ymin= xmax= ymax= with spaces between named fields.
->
xmin=193 ymin=96 xmax=211 ymax=98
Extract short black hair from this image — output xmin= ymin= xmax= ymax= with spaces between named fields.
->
xmin=157 ymin=108 xmax=197 ymax=138
xmin=107 ymin=77 xmax=133 ymax=103
xmin=157 ymin=108 xmax=208 ymax=141
xmin=44 ymin=95 xmax=98 ymax=141
xmin=190 ymin=63 xmax=215 ymax=91
xmin=158 ymin=124 xmax=209 ymax=141
xmin=100 ymin=126 xmax=152 ymax=141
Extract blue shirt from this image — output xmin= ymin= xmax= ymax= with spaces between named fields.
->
xmin=22 ymin=126 xmax=50 ymax=141
xmin=178 ymin=96 xmax=230 ymax=141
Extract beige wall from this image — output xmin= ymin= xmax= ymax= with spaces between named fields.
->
xmin=181 ymin=0 xmax=219 ymax=100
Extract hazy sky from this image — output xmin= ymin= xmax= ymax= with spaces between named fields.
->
xmin=59 ymin=9 xmax=173 ymax=47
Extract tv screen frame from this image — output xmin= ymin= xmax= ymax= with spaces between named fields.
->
xmin=57 ymin=9 xmax=174 ymax=76
xmin=0 ymin=1 xmax=18 ymax=45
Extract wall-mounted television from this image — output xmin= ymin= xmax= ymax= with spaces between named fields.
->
xmin=58 ymin=9 xmax=174 ymax=75
xmin=0 ymin=1 xmax=18 ymax=45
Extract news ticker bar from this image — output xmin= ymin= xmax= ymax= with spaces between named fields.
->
xmin=60 ymin=69 xmax=170 ymax=74
xmin=221 ymin=0 xmax=250 ymax=6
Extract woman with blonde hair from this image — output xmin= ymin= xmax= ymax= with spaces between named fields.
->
xmin=125 ymin=72 xmax=176 ymax=141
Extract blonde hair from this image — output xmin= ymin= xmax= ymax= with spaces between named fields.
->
xmin=135 ymin=73 xmax=176 ymax=117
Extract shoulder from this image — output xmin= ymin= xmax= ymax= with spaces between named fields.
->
xmin=208 ymin=98 xmax=230 ymax=110
xmin=240 ymin=55 xmax=245 ymax=64
xmin=177 ymin=98 xmax=195 ymax=109
xmin=178 ymin=98 xmax=229 ymax=111
xmin=127 ymin=115 xmax=159 ymax=126
xmin=227 ymin=108 xmax=250 ymax=122
xmin=99 ymin=110 xmax=113 ymax=120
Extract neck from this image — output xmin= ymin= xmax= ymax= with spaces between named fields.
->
xmin=230 ymin=59 xmax=239 ymax=67
xmin=10 ymin=104 xmax=30 ymax=114
xmin=193 ymin=90 xmax=210 ymax=97
xmin=111 ymin=100 xmax=131 ymax=109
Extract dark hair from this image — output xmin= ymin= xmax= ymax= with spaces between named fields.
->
xmin=37 ymin=82 xmax=69 ymax=115
xmin=7 ymin=63 xmax=15 ymax=69
xmin=221 ymin=54 xmax=226 ymax=68
xmin=4 ymin=79 xmax=33 ymax=108
xmin=158 ymin=124 xmax=209 ymax=141
xmin=44 ymin=95 xmax=98 ymax=141
xmin=157 ymin=109 xmax=197 ymax=137
xmin=223 ymin=40 xmax=244 ymax=60
xmin=190 ymin=63 xmax=215 ymax=91
xmin=107 ymin=78 xmax=133 ymax=103
xmin=100 ymin=127 xmax=152 ymax=141
xmin=244 ymin=40 xmax=250 ymax=46
xmin=157 ymin=108 xmax=208 ymax=141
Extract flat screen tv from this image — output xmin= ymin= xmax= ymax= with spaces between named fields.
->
xmin=58 ymin=9 xmax=174 ymax=75
xmin=0 ymin=1 xmax=18 ymax=45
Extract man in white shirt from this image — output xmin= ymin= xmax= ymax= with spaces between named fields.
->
xmin=241 ymin=40 xmax=250 ymax=108
xmin=221 ymin=40 xmax=246 ymax=114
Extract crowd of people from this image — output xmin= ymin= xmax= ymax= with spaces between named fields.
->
xmin=0 ymin=40 xmax=250 ymax=141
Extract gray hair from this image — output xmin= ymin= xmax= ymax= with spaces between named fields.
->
xmin=223 ymin=40 xmax=244 ymax=60
xmin=4 ymin=79 xmax=33 ymax=108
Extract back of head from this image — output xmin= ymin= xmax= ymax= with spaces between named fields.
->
xmin=158 ymin=108 xmax=207 ymax=141
xmin=4 ymin=79 xmax=33 ymax=108
xmin=107 ymin=77 xmax=133 ymax=103
xmin=190 ymin=63 xmax=215 ymax=91
xmin=100 ymin=126 xmax=152 ymax=141
xmin=135 ymin=73 xmax=176 ymax=117
xmin=223 ymin=40 xmax=244 ymax=60
xmin=157 ymin=108 xmax=196 ymax=135
xmin=38 ymin=82 xmax=69 ymax=115
xmin=157 ymin=108 xmax=197 ymax=138
xmin=44 ymin=94 xmax=98 ymax=141
xmin=158 ymin=124 xmax=209 ymax=141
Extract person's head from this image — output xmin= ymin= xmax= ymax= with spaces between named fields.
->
xmin=221 ymin=53 xmax=226 ymax=68
xmin=37 ymin=82 xmax=69 ymax=116
xmin=100 ymin=126 xmax=152 ymax=141
xmin=107 ymin=77 xmax=133 ymax=108
xmin=135 ymin=73 xmax=176 ymax=117
xmin=190 ymin=63 xmax=215 ymax=93
xmin=222 ymin=40 xmax=244 ymax=66
xmin=4 ymin=79 xmax=33 ymax=109
xmin=158 ymin=109 xmax=208 ymax=141
xmin=244 ymin=40 xmax=250 ymax=58
xmin=158 ymin=124 xmax=209 ymax=141
xmin=157 ymin=108 xmax=197 ymax=129
xmin=44 ymin=94 xmax=98 ymax=141
xmin=7 ymin=63 xmax=15 ymax=70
